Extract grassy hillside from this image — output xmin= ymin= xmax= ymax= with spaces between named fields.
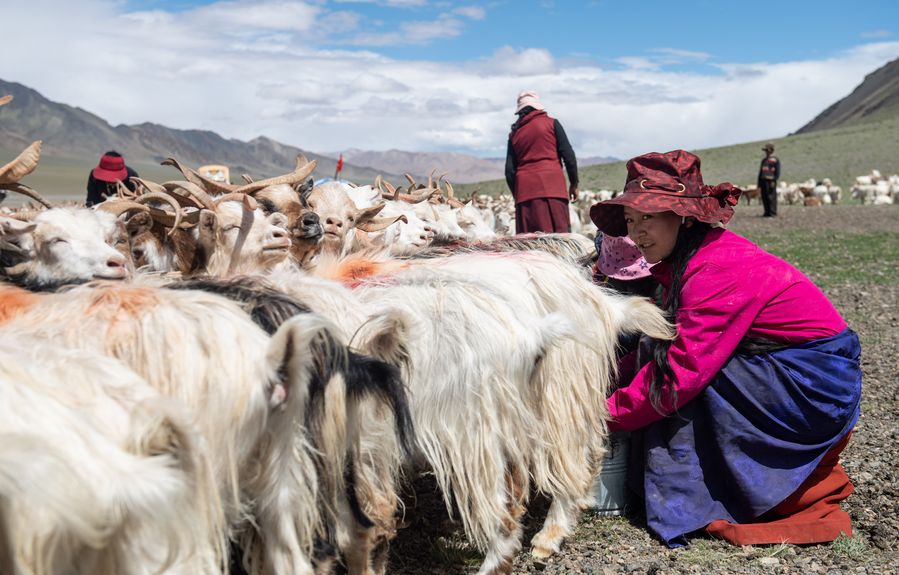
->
xmin=455 ymin=114 xmax=899 ymax=198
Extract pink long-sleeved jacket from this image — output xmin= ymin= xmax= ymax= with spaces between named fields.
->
xmin=607 ymin=228 xmax=847 ymax=432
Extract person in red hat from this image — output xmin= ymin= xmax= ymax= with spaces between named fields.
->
xmin=86 ymin=150 xmax=139 ymax=206
xmin=589 ymin=150 xmax=861 ymax=548
xmin=504 ymin=90 xmax=579 ymax=233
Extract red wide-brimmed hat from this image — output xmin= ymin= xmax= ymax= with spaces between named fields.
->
xmin=91 ymin=153 xmax=128 ymax=183
xmin=589 ymin=150 xmax=741 ymax=237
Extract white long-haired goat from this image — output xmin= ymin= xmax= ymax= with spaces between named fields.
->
xmin=0 ymin=337 xmax=218 ymax=574
xmin=0 ymin=281 xmax=333 ymax=575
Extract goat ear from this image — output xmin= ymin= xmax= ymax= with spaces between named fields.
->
xmin=354 ymin=202 xmax=386 ymax=226
xmin=297 ymin=179 xmax=314 ymax=206
xmin=0 ymin=215 xmax=36 ymax=236
xmin=355 ymin=308 xmax=411 ymax=371
xmin=125 ymin=212 xmax=153 ymax=238
xmin=265 ymin=314 xmax=332 ymax=412
xmin=197 ymin=209 xmax=217 ymax=254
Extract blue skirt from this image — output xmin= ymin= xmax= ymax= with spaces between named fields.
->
xmin=641 ymin=328 xmax=862 ymax=546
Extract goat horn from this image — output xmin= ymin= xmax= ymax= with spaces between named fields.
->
xmin=241 ymin=174 xmax=254 ymax=184
xmin=379 ymin=180 xmax=401 ymax=201
xmin=356 ymin=214 xmax=408 ymax=233
xmin=428 ymin=168 xmax=437 ymax=190
xmin=0 ymin=182 xmax=54 ymax=209
xmin=135 ymin=192 xmax=185 ymax=236
xmin=95 ymin=199 xmax=150 ymax=218
xmin=162 ymin=181 xmax=217 ymax=212
xmin=447 ymin=197 xmax=465 ymax=209
xmin=130 ymin=177 xmax=167 ymax=195
xmin=295 ymin=154 xmax=308 ymax=170
xmin=0 ymin=141 xmax=42 ymax=185
xmin=233 ymin=159 xmax=317 ymax=195
xmin=395 ymin=187 xmax=437 ymax=204
xmin=115 ymin=180 xmax=137 ymax=200
xmin=404 ymin=173 xmax=416 ymax=187
xmin=445 ymin=180 xmax=456 ymax=199
xmin=161 ymin=157 xmax=236 ymax=196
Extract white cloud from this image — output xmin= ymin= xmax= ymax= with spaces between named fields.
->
xmin=480 ymin=46 xmax=558 ymax=76
xmin=2 ymin=1 xmax=899 ymax=164
xmin=452 ymin=6 xmax=485 ymax=20
xmin=189 ymin=1 xmax=320 ymax=32
xmin=860 ymin=30 xmax=892 ymax=39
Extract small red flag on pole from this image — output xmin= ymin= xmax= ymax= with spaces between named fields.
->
xmin=334 ymin=153 xmax=343 ymax=180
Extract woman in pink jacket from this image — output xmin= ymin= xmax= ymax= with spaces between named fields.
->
xmin=589 ymin=150 xmax=861 ymax=547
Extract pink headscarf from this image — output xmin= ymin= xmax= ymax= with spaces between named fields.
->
xmin=598 ymin=235 xmax=652 ymax=280
xmin=515 ymin=90 xmax=545 ymax=113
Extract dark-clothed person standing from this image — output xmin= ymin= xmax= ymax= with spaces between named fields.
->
xmin=505 ymin=90 xmax=578 ymax=233
xmin=86 ymin=150 xmax=139 ymax=207
xmin=757 ymin=142 xmax=780 ymax=217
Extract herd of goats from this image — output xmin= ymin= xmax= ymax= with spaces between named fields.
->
xmin=3 ymin=84 xmax=896 ymax=574
xmin=0 ymin=93 xmax=676 ymax=575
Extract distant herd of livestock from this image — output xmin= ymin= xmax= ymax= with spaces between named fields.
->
xmin=0 ymin=83 xmax=896 ymax=575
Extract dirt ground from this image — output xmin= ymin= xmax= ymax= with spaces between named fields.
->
xmin=386 ymin=205 xmax=899 ymax=574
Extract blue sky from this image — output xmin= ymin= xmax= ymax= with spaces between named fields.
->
xmin=123 ymin=0 xmax=899 ymax=67
xmin=2 ymin=0 xmax=899 ymax=160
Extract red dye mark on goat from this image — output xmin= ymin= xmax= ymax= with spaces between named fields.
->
xmin=333 ymin=259 xmax=408 ymax=288
xmin=87 ymin=284 xmax=161 ymax=317
xmin=0 ymin=284 xmax=41 ymax=324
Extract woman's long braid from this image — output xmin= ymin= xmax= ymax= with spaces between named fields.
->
xmin=646 ymin=222 xmax=711 ymax=414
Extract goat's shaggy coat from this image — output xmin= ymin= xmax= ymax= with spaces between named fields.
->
xmin=0 ymin=338 xmax=218 ymax=574
xmin=0 ymin=281 xmax=336 ymax=575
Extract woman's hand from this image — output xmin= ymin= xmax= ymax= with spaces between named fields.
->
xmin=569 ymin=184 xmax=579 ymax=202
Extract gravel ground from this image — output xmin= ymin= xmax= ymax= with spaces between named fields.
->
xmin=386 ymin=205 xmax=899 ymax=574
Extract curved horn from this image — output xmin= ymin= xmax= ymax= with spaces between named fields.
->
xmin=115 ymin=179 xmax=137 ymax=200
xmin=130 ymin=177 xmax=168 ymax=195
xmin=135 ymin=192 xmax=186 ymax=236
xmin=379 ymin=179 xmax=401 ymax=201
xmin=356 ymin=214 xmax=408 ymax=233
xmin=0 ymin=182 xmax=54 ymax=209
xmin=0 ymin=141 xmax=42 ymax=185
xmin=162 ymin=181 xmax=217 ymax=212
xmin=295 ymin=154 xmax=309 ymax=170
xmin=161 ymin=157 xmax=236 ymax=196
xmin=393 ymin=187 xmax=438 ymax=204
xmin=95 ymin=199 xmax=150 ymax=218
xmin=241 ymin=174 xmax=254 ymax=184
xmin=233 ymin=159 xmax=317 ymax=195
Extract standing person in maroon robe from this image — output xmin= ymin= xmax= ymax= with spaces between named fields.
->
xmin=505 ymin=90 xmax=579 ymax=233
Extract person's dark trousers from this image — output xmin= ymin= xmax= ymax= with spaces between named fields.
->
xmin=760 ymin=180 xmax=778 ymax=217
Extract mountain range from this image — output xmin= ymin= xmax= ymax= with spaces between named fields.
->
xmin=0 ymin=78 xmax=614 ymax=192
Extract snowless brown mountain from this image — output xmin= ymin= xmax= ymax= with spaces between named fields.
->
xmin=335 ymin=148 xmax=617 ymax=184
xmin=796 ymin=56 xmax=899 ymax=133
xmin=0 ymin=78 xmax=393 ymax=183
xmin=0 ymin=78 xmax=614 ymax=185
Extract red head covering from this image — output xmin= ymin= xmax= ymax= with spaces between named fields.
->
xmin=91 ymin=153 xmax=128 ymax=183
xmin=589 ymin=150 xmax=741 ymax=237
